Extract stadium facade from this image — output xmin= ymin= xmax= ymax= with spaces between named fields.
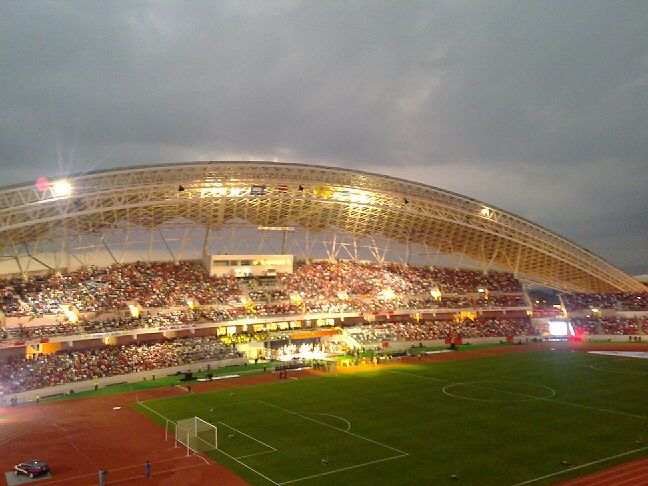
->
xmin=0 ymin=161 xmax=642 ymax=293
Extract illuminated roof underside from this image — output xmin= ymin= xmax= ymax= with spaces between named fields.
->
xmin=0 ymin=162 xmax=642 ymax=292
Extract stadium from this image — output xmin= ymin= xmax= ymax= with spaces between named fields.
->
xmin=0 ymin=161 xmax=647 ymax=485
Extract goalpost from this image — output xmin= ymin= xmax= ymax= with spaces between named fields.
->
xmin=175 ymin=417 xmax=218 ymax=456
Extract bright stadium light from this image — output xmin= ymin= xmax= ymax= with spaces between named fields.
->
xmin=378 ymin=288 xmax=396 ymax=300
xmin=333 ymin=188 xmax=374 ymax=204
xmin=348 ymin=192 xmax=371 ymax=204
xmin=62 ymin=306 xmax=78 ymax=323
xmin=480 ymin=206 xmax=493 ymax=218
xmin=51 ymin=179 xmax=72 ymax=198
xmin=200 ymin=184 xmax=227 ymax=198
xmin=128 ymin=304 xmax=140 ymax=318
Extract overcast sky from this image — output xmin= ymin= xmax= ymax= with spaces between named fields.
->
xmin=1 ymin=1 xmax=647 ymax=274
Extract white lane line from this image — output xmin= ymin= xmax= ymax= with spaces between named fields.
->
xmin=565 ymin=455 xmax=648 ymax=485
xmin=586 ymin=465 xmax=648 ymax=486
xmin=0 ymin=422 xmax=42 ymax=446
xmin=42 ymin=455 xmax=204 ymax=485
xmin=510 ymin=446 xmax=648 ymax=486
xmin=98 ymin=462 xmax=211 ymax=485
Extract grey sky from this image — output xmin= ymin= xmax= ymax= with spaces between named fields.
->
xmin=1 ymin=1 xmax=647 ymax=273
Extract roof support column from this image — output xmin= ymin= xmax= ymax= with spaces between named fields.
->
xmin=202 ymin=226 xmax=212 ymax=257
xmin=159 ymin=229 xmax=176 ymax=263
xmin=11 ymin=244 xmax=25 ymax=276
xmin=100 ymin=236 xmax=119 ymax=265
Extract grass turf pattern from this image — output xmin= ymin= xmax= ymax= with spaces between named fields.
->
xmin=134 ymin=350 xmax=648 ymax=485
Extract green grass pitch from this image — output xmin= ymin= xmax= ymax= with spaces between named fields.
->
xmin=134 ymin=350 xmax=648 ymax=485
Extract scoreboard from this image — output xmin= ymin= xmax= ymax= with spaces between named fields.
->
xmin=203 ymin=254 xmax=293 ymax=277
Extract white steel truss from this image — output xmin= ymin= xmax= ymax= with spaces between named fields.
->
xmin=0 ymin=161 xmax=642 ymax=292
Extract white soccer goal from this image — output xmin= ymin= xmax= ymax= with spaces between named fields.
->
xmin=175 ymin=417 xmax=218 ymax=455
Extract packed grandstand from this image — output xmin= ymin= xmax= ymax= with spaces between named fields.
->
xmin=0 ymin=163 xmax=646 ymax=401
xmin=0 ymin=259 xmax=646 ymax=397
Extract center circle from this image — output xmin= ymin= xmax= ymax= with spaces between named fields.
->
xmin=442 ymin=381 xmax=556 ymax=402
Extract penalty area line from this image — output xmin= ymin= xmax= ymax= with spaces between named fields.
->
xmin=235 ymin=450 xmax=276 ymax=460
xmin=215 ymin=446 xmax=282 ymax=486
xmin=510 ymin=446 xmax=648 ymax=486
xmin=257 ymin=400 xmax=408 ymax=456
xmin=135 ymin=401 xmax=281 ymax=485
xmin=218 ymin=421 xmax=277 ymax=452
xmin=135 ymin=402 xmax=210 ymax=465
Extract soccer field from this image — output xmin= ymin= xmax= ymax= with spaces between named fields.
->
xmin=134 ymin=350 xmax=648 ymax=485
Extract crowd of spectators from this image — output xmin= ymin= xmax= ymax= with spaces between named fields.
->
xmin=0 ymin=261 xmax=243 ymax=317
xmin=1 ymin=259 xmax=525 ymax=319
xmin=279 ymin=260 xmax=522 ymax=300
xmin=0 ymin=260 xmax=531 ymax=342
xmin=349 ymin=318 xmax=536 ymax=343
xmin=570 ymin=317 xmax=645 ymax=335
xmin=569 ymin=318 xmax=599 ymax=335
xmin=0 ymin=336 xmax=238 ymax=394
xmin=600 ymin=317 xmax=644 ymax=335
xmin=562 ymin=292 xmax=648 ymax=312
xmin=3 ymin=308 xmax=237 ymax=340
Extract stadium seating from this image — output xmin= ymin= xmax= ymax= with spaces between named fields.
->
xmin=562 ymin=292 xmax=648 ymax=311
xmin=279 ymin=260 xmax=522 ymax=299
xmin=0 ymin=336 xmax=238 ymax=394
xmin=0 ymin=260 xmax=530 ymax=341
xmin=570 ymin=317 xmax=645 ymax=335
xmin=0 ymin=261 xmax=243 ymax=316
xmin=349 ymin=318 xmax=536 ymax=343
xmin=2 ymin=261 xmax=645 ymax=343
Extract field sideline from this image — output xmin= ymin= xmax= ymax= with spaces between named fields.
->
xmin=135 ymin=347 xmax=648 ymax=485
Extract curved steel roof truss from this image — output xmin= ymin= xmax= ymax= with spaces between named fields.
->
xmin=0 ymin=162 xmax=642 ymax=292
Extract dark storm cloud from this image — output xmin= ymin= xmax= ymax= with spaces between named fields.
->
xmin=1 ymin=1 xmax=647 ymax=273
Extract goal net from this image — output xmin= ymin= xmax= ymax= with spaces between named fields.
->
xmin=175 ymin=417 xmax=218 ymax=454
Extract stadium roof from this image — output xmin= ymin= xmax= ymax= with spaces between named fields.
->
xmin=0 ymin=161 xmax=643 ymax=292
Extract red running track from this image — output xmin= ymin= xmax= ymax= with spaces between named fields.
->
xmin=559 ymin=455 xmax=648 ymax=485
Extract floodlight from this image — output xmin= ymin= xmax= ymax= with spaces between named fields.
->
xmin=378 ymin=288 xmax=396 ymax=300
xmin=349 ymin=192 xmax=371 ymax=204
xmin=480 ymin=206 xmax=493 ymax=218
xmin=128 ymin=304 xmax=140 ymax=318
xmin=51 ymin=180 xmax=72 ymax=197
